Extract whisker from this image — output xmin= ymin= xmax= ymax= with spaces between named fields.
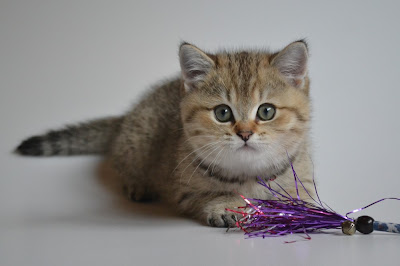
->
xmin=179 ymin=141 xmax=223 ymax=181
xmin=211 ymin=147 xmax=227 ymax=176
xmin=186 ymin=144 xmax=222 ymax=185
xmin=203 ymin=146 xmax=225 ymax=176
xmin=178 ymin=143 xmax=219 ymax=185
xmin=172 ymin=141 xmax=220 ymax=174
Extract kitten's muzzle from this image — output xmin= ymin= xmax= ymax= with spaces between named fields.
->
xmin=236 ymin=131 xmax=253 ymax=142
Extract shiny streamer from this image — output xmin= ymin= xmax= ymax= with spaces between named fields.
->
xmin=227 ymin=163 xmax=400 ymax=239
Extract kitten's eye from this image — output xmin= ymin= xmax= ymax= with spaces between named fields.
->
xmin=257 ymin=103 xmax=276 ymax=121
xmin=214 ymin=105 xmax=233 ymax=122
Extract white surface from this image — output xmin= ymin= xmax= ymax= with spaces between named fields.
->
xmin=1 ymin=1 xmax=400 ymax=265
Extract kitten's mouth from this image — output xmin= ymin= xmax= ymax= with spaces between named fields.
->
xmin=238 ymin=143 xmax=257 ymax=151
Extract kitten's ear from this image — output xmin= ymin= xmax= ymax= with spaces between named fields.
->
xmin=271 ymin=41 xmax=308 ymax=88
xmin=179 ymin=43 xmax=215 ymax=91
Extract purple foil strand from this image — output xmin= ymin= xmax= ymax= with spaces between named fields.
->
xmin=346 ymin=197 xmax=400 ymax=217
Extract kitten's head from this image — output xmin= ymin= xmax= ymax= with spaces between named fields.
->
xmin=179 ymin=41 xmax=311 ymax=179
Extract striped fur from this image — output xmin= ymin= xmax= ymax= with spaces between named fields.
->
xmin=16 ymin=117 xmax=123 ymax=156
xmin=16 ymin=41 xmax=314 ymax=227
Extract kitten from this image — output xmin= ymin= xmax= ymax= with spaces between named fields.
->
xmin=16 ymin=41 xmax=314 ymax=227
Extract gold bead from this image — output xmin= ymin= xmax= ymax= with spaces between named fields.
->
xmin=341 ymin=220 xmax=356 ymax=235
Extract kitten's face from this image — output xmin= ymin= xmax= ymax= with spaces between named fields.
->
xmin=180 ymin=43 xmax=310 ymax=178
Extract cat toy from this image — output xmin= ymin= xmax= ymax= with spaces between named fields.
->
xmin=228 ymin=163 xmax=400 ymax=239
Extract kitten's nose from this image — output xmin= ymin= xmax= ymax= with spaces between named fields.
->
xmin=237 ymin=131 xmax=253 ymax=142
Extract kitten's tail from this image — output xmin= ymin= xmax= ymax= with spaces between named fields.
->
xmin=15 ymin=116 xmax=123 ymax=156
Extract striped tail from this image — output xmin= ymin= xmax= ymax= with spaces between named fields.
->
xmin=15 ymin=116 xmax=123 ymax=156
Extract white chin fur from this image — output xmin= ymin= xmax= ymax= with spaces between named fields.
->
xmin=201 ymin=143 xmax=285 ymax=179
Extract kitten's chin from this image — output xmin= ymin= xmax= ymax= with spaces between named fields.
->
xmin=236 ymin=143 xmax=260 ymax=153
xmin=211 ymin=147 xmax=276 ymax=178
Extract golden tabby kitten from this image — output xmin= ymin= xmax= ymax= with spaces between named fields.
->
xmin=16 ymin=41 xmax=314 ymax=227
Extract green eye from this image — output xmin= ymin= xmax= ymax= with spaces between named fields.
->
xmin=257 ymin=103 xmax=276 ymax=121
xmin=214 ymin=105 xmax=233 ymax=122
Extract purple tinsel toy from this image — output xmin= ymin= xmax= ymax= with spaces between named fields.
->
xmin=228 ymin=164 xmax=400 ymax=240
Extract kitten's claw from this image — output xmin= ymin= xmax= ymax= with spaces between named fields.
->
xmin=208 ymin=217 xmax=217 ymax=227
xmin=207 ymin=212 xmax=240 ymax=228
xmin=204 ymin=198 xmax=244 ymax=227
xmin=221 ymin=214 xmax=230 ymax=227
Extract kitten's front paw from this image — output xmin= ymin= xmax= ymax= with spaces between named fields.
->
xmin=204 ymin=200 xmax=244 ymax=227
xmin=207 ymin=211 xmax=240 ymax=227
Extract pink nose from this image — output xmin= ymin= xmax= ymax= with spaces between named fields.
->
xmin=237 ymin=131 xmax=253 ymax=142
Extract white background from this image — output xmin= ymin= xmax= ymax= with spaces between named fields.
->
xmin=1 ymin=1 xmax=399 ymax=265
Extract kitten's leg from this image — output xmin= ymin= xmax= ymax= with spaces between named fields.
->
xmin=176 ymin=192 xmax=245 ymax=227
xmin=112 ymin=150 xmax=157 ymax=202
xmin=203 ymin=196 xmax=246 ymax=227
xmin=111 ymin=131 xmax=157 ymax=202
xmin=109 ymin=86 xmax=176 ymax=202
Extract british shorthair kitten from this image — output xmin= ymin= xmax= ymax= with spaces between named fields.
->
xmin=16 ymin=41 xmax=314 ymax=227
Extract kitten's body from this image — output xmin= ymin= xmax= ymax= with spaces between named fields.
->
xmin=17 ymin=41 xmax=314 ymax=227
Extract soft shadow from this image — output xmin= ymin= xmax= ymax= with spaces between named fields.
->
xmin=14 ymin=159 xmax=193 ymax=228
xmin=96 ymin=159 xmax=180 ymax=220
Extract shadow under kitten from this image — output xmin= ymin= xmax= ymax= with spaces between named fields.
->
xmin=96 ymin=159 xmax=184 ymax=223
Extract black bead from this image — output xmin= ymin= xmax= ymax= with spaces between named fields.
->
xmin=356 ymin=215 xmax=375 ymax=234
